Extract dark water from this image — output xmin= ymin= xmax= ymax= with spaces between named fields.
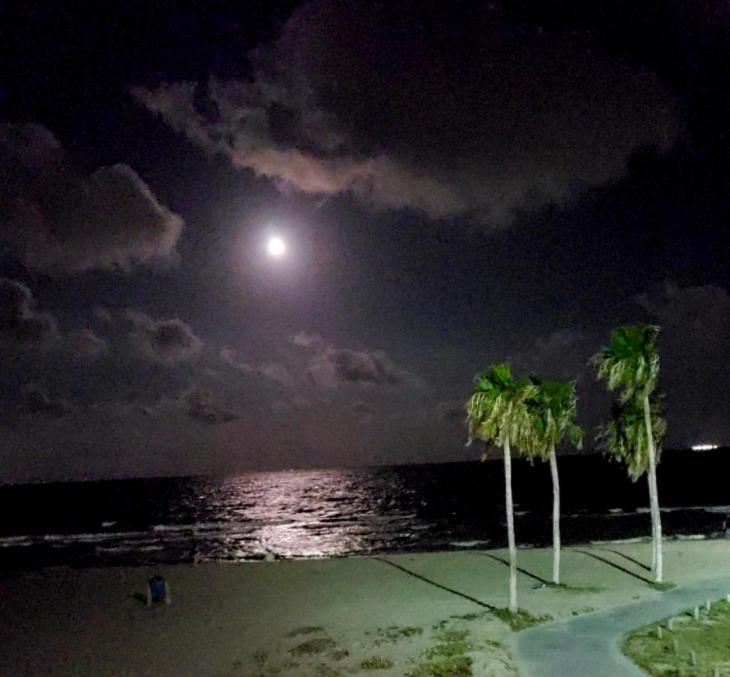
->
xmin=1 ymin=450 xmax=729 ymax=570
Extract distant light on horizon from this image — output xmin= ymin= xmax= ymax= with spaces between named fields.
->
xmin=692 ymin=443 xmax=720 ymax=451
xmin=266 ymin=236 xmax=286 ymax=258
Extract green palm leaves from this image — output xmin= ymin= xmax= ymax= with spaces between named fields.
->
xmin=466 ymin=364 xmax=535 ymax=453
xmin=466 ymin=363 xmax=531 ymax=612
xmin=466 ymin=325 xmax=668 ymax=589
xmin=466 ymin=364 xmax=582 ymax=597
xmin=593 ymin=324 xmax=660 ymax=401
xmin=593 ymin=324 xmax=665 ymax=477
xmin=523 ymin=378 xmax=583 ymax=460
xmin=599 ymin=396 xmax=666 ymax=481
xmin=594 ymin=323 xmax=666 ymax=582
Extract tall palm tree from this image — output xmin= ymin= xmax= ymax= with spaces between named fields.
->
xmin=523 ymin=377 xmax=583 ymax=585
xmin=466 ymin=363 xmax=535 ymax=613
xmin=593 ymin=324 xmax=665 ymax=582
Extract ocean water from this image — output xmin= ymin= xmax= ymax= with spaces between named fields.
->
xmin=0 ymin=449 xmax=728 ymax=570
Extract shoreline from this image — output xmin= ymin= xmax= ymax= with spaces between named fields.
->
xmin=2 ymin=529 xmax=728 ymax=575
xmin=3 ymin=539 xmax=730 ymax=675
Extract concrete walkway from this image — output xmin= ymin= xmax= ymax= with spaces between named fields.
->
xmin=517 ymin=576 xmax=730 ymax=677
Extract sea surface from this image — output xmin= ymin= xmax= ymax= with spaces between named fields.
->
xmin=1 ymin=449 xmax=729 ymax=570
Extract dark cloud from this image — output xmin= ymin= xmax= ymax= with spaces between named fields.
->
xmin=636 ymin=282 xmax=730 ymax=349
xmin=220 ymin=347 xmax=291 ymax=385
xmin=436 ymin=399 xmax=466 ymax=424
xmin=67 ymin=329 xmax=108 ymax=358
xmin=126 ymin=309 xmax=203 ymax=365
xmin=20 ymin=383 xmax=74 ymax=418
xmin=289 ymin=331 xmax=325 ymax=350
xmin=93 ymin=307 xmax=113 ymax=325
xmin=307 ymin=345 xmax=408 ymax=388
xmin=220 ymin=347 xmax=254 ymax=372
xmin=352 ymin=400 xmax=376 ymax=423
xmin=509 ymin=327 xmax=591 ymax=379
xmin=184 ymin=387 xmax=237 ymax=425
xmin=636 ymin=282 xmax=730 ymax=446
xmin=0 ymin=277 xmax=59 ymax=347
xmin=0 ymin=122 xmax=184 ymax=274
xmin=134 ymin=1 xmax=678 ymax=225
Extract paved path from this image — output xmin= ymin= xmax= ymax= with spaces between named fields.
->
xmin=517 ymin=576 xmax=730 ymax=676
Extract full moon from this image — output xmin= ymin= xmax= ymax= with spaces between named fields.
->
xmin=266 ymin=236 xmax=286 ymax=258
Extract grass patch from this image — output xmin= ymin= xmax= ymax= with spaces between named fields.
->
xmin=432 ymin=629 xmax=469 ymax=644
xmin=425 ymin=641 xmax=471 ymax=659
xmin=449 ymin=610 xmax=492 ymax=622
xmin=374 ymin=625 xmax=423 ymax=644
xmin=622 ymin=598 xmax=730 ymax=676
xmin=360 ymin=656 xmax=394 ymax=670
xmin=289 ymin=637 xmax=336 ymax=656
xmin=408 ymin=626 xmax=474 ymax=675
xmin=251 ymin=649 xmax=267 ymax=665
xmin=286 ymin=625 xmax=325 ymax=637
xmin=548 ymin=583 xmax=604 ymax=593
xmin=492 ymin=608 xmax=552 ymax=631
xmin=407 ymin=655 xmax=473 ymax=676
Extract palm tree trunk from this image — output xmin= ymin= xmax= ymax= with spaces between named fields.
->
xmin=503 ymin=439 xmax=518 ymax=613
xmin=549 ymin=448 xmax=561 ymax=585
xmin=643 ymin=393 xmax=663 ymax=582
xmin=648 ymin=473 xmax=656 ymax=574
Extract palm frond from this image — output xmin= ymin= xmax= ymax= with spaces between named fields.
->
xmin=597 ymin=393 xmax=666 ymax=481
xmin=592 ymin=324 xmax=661 ymax=402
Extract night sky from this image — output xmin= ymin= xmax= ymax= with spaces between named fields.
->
xmin=1 ymin=1 xmax=728 ymax=483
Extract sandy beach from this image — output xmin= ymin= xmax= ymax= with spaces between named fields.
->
xmin=3 ymin=539 xmax=730 ymax=676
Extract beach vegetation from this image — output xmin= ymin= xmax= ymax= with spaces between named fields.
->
xmin=374 ymin=625 xmax=423 ymax=643
xmin=425 ymin=640 xmax=472 ymax=659
xmin=492 ymin=607 xmax=553 ymax=631
xmin=289 ymin=637 xmax=336 ymax=656
xmin=521 ymin=376 xmax=583 ymax=585
xmin=287 ymin=625 xmax=325 ymax=637
xmin=251 ymin=649 xmax=267 ymax=665
xmin=407 ymin=654 xmax=473 ymax=676
xmin=448 ymin=610 xmax=492 ymax=622
xmin=623 ymin=599 xmax=730 ymax=675
xmin=594 ymin=324 xmax=666 ymax=582
xmin=466 ymin=363 xmax=535 ymax=613
xmin=432 ymin=628 xmax=469 ymax=644
xmin=360 ymin=656 xmax=394 ymax=670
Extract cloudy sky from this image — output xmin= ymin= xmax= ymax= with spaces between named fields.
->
xmin=1 ymin=1 xmax=728 ymax=483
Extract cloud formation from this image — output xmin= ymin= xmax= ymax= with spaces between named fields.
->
xmin=184 ymin=387 xmax=237 ymax=425
xmin=0 ymin=122 xmax=184 ymax=274
xmin=0 ymin=277 xmax=59 ymax=347
xmin=68 ymin=329 xmax=108 ymax=358
xmin=636 ymin=282 xmax=730 ymax=349
xmin=220 ymin=347 xmax=291 ymax=385
xmin=127 ymin=310 xmax=203 ymax=365
xmin=307 ymin=346 xmax=408 ymax=388
xmin=20 ymin=383 xmax=74 ymax=417
xmin=135 ymin=1 xmax=678 ymax=224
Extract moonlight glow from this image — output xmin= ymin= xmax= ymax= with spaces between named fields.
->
xmin=267 ymin=236 xmax=286 ymax=258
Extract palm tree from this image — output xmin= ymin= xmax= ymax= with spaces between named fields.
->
xmin=466 ymin=363 xmax=535 ymax=613
xmin=593 ymin=324 xmax=665 ymax=582
xmin=523 ymin=377 xmax=583 ymax=585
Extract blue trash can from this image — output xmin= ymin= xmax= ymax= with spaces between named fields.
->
xmin=148 ymin=576 xmax=167 ymax=603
